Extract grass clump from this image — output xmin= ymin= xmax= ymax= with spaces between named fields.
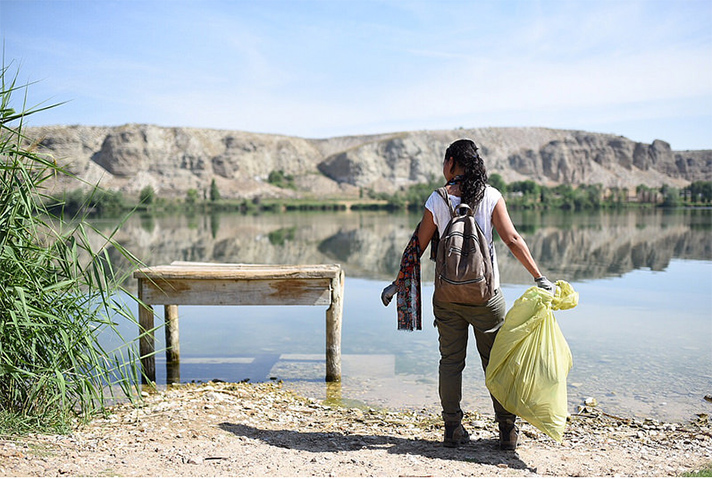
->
xmin=0 ymin=64 xmax=145 ymax=435
xmin=682 ymin=464 xmax=712 ymax=477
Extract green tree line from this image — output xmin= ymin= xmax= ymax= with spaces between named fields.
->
xmin=377 ymin=175 xmax=712 ymax=211
xmin=47 ymin=173 xmax=712 ymax=218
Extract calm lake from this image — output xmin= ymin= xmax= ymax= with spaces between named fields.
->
xmin=97 ymin=208 xmax=712 ymax=423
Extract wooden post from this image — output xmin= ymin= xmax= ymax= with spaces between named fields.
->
xmin=137 ymin=278 xmax=156 ymax=384
xmin=325 ymin=269 xmax=344 ymax=382
xmin=164 ymin=304 xmax=180 ymax=363
xmin=166 ymin=361 xmax=180 ymax=385
xmin=164 ymin=304 xmax=181 ymax=384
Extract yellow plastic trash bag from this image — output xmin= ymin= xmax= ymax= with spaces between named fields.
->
xmin=485 ymin=280 xmax=578 ymax=442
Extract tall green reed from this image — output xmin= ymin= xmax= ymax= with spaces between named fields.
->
xmin=0 ymin=64 xmax=147 ymax=434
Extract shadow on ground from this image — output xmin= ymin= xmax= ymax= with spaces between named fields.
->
xmin=219 ymin=422 xmax=532 ymax=471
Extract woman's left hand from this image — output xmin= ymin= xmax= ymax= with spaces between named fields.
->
xmin=381 ymin=281 xmax=397 ymax=306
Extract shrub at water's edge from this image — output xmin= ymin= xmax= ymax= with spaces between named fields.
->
xmin=0 ymin=65 xmax=147 ymax=435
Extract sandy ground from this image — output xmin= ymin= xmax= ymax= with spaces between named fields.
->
xmin=1 ymin=381 xmax=710 ymax=477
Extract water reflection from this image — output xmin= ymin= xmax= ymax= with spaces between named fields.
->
xmin=92 ymin=209 xmax=711 ymax=422
xmin=95 ymin=208 xmax=712 ymax=284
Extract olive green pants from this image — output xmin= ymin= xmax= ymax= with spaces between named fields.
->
xmin=433 ymin=290 xmax=516 ymax=425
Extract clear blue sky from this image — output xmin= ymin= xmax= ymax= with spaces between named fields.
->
xmin=2 ymin=0 xmax=711 ymax=150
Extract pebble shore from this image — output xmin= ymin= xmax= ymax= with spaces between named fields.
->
xmin=1 ymin=381 xmax=710 ymax=477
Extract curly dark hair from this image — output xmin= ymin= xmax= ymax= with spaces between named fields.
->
xmin=444 ymin=139 xmax=488 ymax=207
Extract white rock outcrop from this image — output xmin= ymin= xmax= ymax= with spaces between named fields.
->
xmin=27 ymin=124 xmax=711 ymax=199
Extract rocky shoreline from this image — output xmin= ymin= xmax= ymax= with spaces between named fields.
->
xmin=1 ymin=381 xmax=710 ymax=477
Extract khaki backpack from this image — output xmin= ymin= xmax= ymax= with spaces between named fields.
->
xmin=433 ymin=187 xmax=495 ymax=305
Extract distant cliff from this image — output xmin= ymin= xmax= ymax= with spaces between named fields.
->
xmin=28 ymin=124 xmax=712 ymax=199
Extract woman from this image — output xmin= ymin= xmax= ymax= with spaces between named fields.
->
xmin=385 ymin=139 xmax=554 ymax=450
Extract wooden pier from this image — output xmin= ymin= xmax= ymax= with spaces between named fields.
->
xmin=133 ymin=262 xmax=345 ymax=384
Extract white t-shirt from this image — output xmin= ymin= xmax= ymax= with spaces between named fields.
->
xmin=425 ymin=185 xmax=502 ymax=290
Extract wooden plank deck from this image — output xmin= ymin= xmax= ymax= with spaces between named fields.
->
xmin=133 ymin=262 xmax=344 ymax=384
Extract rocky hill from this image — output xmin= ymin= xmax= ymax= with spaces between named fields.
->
xmin=27 ymin=124 xmax=712 ymax=199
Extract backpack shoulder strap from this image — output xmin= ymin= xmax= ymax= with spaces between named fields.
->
xmin=436 ymin=187 xmax=474 ymax=217
xmin=435 ymin=187 xmax=455 ymax=217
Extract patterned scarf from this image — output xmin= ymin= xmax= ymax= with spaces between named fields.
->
xmin=396 ymin=224 xmax=422 ymax=331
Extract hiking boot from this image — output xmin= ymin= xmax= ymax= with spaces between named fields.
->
xmin=443 ymin=421 xmax=470 ymax=448
xmin=499 ymin=422 xmax=518 ymax=450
